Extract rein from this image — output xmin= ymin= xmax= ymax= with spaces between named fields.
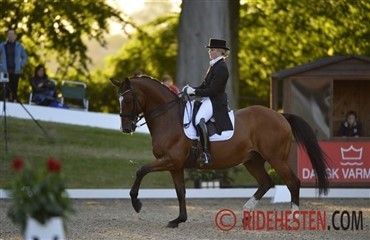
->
xmin=119 ymin=83 xmax=180 ymax=129
xmin=182 ymin=90 xmax=193 ymax=129
xmin=144 ymin=98 xmax=179 ymax=124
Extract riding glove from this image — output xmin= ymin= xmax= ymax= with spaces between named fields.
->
xmin=186 ymin=86 xmax=196 ymax=95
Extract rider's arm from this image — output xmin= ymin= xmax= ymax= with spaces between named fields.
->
xmin=195 ymin=64 xmax=229 ymax=98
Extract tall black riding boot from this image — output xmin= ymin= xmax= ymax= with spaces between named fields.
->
xmin=196 ymin=118 xmax=212 ymax=166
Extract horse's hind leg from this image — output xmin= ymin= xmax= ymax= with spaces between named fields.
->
xmin=243 ymin=151 xmax=275 ymax=210
xmin=269 ymin=160 xmax=301 ymax=211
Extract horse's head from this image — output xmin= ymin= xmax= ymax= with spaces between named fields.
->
xmin=110 ymin=77 xmax=144 ymax=134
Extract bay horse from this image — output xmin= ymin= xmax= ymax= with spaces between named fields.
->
xmin=110 ymin=76 xmax=329 ymax=228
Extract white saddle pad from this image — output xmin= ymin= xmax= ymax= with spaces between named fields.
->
xmin=183 ymin=101 xmax=235 ymax=141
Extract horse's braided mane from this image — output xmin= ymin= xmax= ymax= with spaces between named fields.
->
xmin=129 ymin=75 xmax=180 ymax=99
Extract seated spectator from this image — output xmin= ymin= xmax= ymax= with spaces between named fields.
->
xmin=30 ymin=65 xmax=67 ymax=108
xmin=162 ymin=74 xmax=180 ymax=94
xmin=338 ymin=111 xmax=363 ymax=137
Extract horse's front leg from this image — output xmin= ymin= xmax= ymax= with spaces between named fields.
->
xmin=129 ymin=165 xmax=147 ymax=213
xmin=130 ymin=161 xmax=167 ymax=213
xmin=167 ymin=169 xmax=187 ymax=228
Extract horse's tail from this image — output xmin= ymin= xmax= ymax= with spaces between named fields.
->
xmin=282 ymin=113 xmax=330 ymax=195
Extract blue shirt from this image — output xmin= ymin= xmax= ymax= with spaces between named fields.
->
xmin=0 ymin=41 xmax=28 ymax=74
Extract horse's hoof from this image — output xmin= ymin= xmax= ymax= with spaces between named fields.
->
xmin=166 ymin=222 xmax=179 ymax=228
xmin=132 ymin=199 xmax=142 ymax=213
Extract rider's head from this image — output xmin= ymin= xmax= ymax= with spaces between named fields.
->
xmin=346 ymin=111 xmax=358 ymax=126
xmin=206 ymin=38 xmax=230 ymax=60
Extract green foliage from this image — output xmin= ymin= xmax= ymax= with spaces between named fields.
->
xmin=2 ymin=0 xmax=369 ymax=112
xmin=105 ymin=14 xmax=179 ymax=80
xmin=85 ymin=14 xmax=179 ymax=112
xmin=6 ymin=157 xmax=73 ymax=233
xmin=103 ymin=0 xmax=370 ymax=111
xmin=0 ymin=0 xmax=123 ymax=104
xmin=238 ymin=0 xmax=370 ymax=106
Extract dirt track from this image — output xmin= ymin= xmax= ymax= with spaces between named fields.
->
xmin=1 ymin=198 xmax=369 ymax=239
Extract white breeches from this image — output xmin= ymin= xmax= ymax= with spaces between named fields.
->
xmin=195 ymin=97 xmax=213 ymax=125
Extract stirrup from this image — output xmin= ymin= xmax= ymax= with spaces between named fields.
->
xmin=198 ymin=151 xmax=212 ymax=166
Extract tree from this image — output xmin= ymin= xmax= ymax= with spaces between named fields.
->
xmin=95 ymin=14 xmax=179 ymax=112
xmin=105 ymin=15 xmax=179 ymax=80
xmin=0 ymin=0 xmax=124 ymax=102
xmin=176 ymin=0 xmax=240 ymax=108
xmin=101 ymin=0 xmax=370 ymax=112
xmin=100 ymin=0 xmax=370 ymax=112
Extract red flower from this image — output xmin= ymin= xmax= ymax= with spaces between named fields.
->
xmin=47 ymin=157 xmax=62 ymax=173
xmin=11 ymin=157 xmax=24 ymax=171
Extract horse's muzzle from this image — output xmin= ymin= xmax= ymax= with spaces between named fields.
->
xmin=121 ymin=122 xmax=137 ymax=134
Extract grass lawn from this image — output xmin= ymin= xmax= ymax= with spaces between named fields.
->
xmin=0 ymin=117 xmax=256 ymax=188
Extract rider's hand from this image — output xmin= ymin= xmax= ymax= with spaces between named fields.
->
xmin=186 ymin=86 xmax=196 ymax=96
xmin=182 ymin=85 xmax=189 ymax=92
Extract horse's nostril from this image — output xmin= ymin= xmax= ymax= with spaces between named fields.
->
xmin=121 ymin=127 xmax=132 ymax=134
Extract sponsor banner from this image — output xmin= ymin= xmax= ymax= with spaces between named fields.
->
xmin=298 ymin=142 xmax=370 ymax=183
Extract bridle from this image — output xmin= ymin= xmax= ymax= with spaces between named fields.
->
xmin=118 ymin=81 xmax=180 ymax=133
xmin=118 ymin=85 xmax=144 ymax=133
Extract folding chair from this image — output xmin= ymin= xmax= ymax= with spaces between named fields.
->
xmin=61 ymin=80 xmax=89 ymax=111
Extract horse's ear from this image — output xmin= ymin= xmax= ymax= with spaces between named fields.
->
xmin=110 ymin=78 xmax=121 ymax=87
xmin=123 ymin=77 xmax=131 ymax=88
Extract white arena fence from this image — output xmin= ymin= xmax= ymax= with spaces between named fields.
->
xmin=0 ymin=101 xmax=149 ymax=134
xmin=1 ymin=188 xmax=369 ymax=202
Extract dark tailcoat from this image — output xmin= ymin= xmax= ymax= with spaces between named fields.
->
xmin=194 ymin=59 xmax=233 ymax=134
